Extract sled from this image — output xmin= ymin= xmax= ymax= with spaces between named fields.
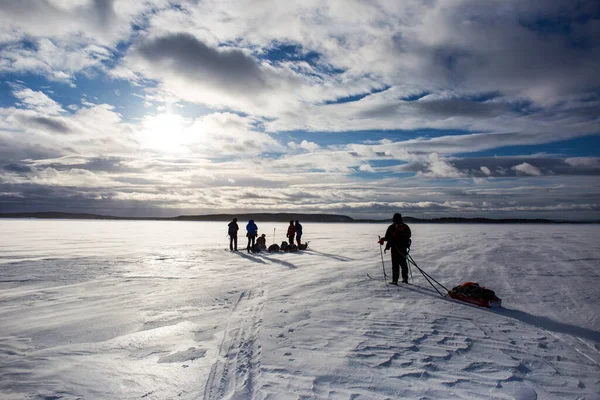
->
xmin=447 ymin=291 xmax=502 ymax=308
xmin=448 ymin=282 xmax=502 ymax=308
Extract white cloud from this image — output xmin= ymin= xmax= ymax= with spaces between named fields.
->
xmin=12 ymin=87 xmax=65 ymax=114
xmin=512 ymin=162 xmax=542 ymax=176
xmin=359 ymin=163 xmax=375 ymax=172
xmin=480 ymin=166 xmax=491 ymax=176
xmin=565 ymin=157 xmax=600 ymax=168
xmin=416 ymin=154 xmax=465 ymax=178
xmin=288 ymin=140 xmax=320 ymax=152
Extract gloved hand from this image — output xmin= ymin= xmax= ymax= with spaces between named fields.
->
xmin=378 ymin=238 xmax=385 ymax=245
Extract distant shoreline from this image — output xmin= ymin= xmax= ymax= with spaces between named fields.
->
xmin=0 ymin=212 xmax=598 ymax=224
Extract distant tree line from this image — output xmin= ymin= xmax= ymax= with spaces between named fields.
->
xmin=0 ymin=212 xmax=597 ymax=224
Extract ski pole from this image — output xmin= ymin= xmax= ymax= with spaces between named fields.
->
xmin=378 ymin=236 xmax=388 ymax=284
xmin=273 ymin=228 xmax=276 ymax=244
xmin=406 ymin=248 xmax=414 ymax=282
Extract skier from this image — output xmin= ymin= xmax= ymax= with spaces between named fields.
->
xmin=286 ymin=220 xmax=296 ymax=246
xmin=228 ymin=218 xmax=239 ymax=251
xmin=378 ymin=213 xmax=412 ymax=285
xmin=295 ymin=220 xmax=303 ymax=246
xmin=246 ymin=219 xmax=258 ymax=253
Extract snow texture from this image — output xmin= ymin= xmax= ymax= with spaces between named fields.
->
xmin=0 ymin=220 xmax=599 ymax=399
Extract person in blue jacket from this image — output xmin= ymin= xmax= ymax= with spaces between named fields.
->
xmin=294 ymin=220 xmax=303 ymax=246
xmin=246 ymin=219 xmax=258 ymax=253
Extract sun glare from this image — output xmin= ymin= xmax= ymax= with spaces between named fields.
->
xmin=140 ymin=113 xmax=191 ymax=153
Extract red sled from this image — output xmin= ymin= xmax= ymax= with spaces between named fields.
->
xmin=448 ymin=282 xmax=502 ymax=308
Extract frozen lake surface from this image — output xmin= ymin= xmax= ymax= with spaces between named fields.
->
xmin=1 ymin=220 xmax=599 ymax=399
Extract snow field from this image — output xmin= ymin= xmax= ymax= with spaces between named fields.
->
xmin=0 ymin=220 xmax=599 ymax=399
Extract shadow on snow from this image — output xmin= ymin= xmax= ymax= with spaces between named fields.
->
xmin=404 ymin=282 xmax=600 ymax=343
xmin=497 ymin=308 xmax=600 ymax=343
xmin=256 ymin=253 xmax=297 ymax=269
xmin=306 ymin=249 xmax=353 ymax=262
xmin=232 ymin=251 xmax=268 ymax=264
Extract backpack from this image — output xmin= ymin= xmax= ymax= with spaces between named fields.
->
xmin=268 ymin=244 xmax=280 ymax=253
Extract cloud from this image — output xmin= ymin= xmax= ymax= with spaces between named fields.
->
xmin=135 ymin=33 xmax=268 ymax=94
xmin=0 ymin=0 xmax=164 ymax=45
xmin=565 ymin=157 xmax=600 ymax=169
xmin=417 ymin=155 xmax=465 ymax=179
xmin=15 ymin=115 xmax=72 ymax=134
xmin=288 ymin=140 xmax=320 ymax=152
xmin=3 ymin=163 xmax=34 ymax=174
xmin=359 ymin=164 xmax=375 ymax=172
xmin=12 ymin=87 xmax=65 ymax=114
xmin=0 ymin=3 xmax=599 ymax=219
xmin=512 ymin=162 xmax=543 ymax=176
xmin=410 ymin=98 xmax=508 ymax=118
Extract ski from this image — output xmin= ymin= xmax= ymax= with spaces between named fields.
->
xmin=367 ymin=273 xmax=388 ymax=281
xmin=368 ymin=273 xmax=396 ymax=287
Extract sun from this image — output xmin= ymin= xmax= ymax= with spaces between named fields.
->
xmin=139 ymin=113 xmax=191 ymax=153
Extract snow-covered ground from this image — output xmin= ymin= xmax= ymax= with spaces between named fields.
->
xmin=0 ymin=220 xmax=599 ymax=400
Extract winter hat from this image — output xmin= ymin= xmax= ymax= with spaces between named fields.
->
xmin=393 ymin=213 xmax=403 ymax=223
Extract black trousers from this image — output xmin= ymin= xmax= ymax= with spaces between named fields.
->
xmin=247 ymin=235 xmax=256 ymax=251
xmin=229 ymin=235 xmax=237 ymax=250
xmin=288 ymin=235 xmax=295 ymax=245
xmin=391 ymin=247 xmax=408 ymax=283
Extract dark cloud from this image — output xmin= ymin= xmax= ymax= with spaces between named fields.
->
xmin=452 ymin=1 xmax=600 ymax=98
xmin=412 ymin=99 xmax=507 ymax=118
xmin=17 ymin=115 xmax=72 ymax=133
xmin=358 ymin=98 xmax=508 ymax=119
xmin=0 ymin=138 xmax=64 ymax=165
xmin=36 ymin=157 xmax=133 ymax=173
xmin=3 ymin=163 xmax=33 ymax=173
xmin=358 ymin=103 xmax=400 ymax=119
xmin=385 ymin=0 xmax=600 ymax=104
xmin=0 ymin=182 xmax=184 ymax=217
xmin=91 ymin=0 xmax=116 ymax=27
xmin=136 ymin=33 xmax=267 ymax=94
xmin=0 ymin=0 xmax=57 ymax=17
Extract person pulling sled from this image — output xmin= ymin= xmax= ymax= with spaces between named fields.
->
xmin=378 ymin=213 xmax=411 ymax=285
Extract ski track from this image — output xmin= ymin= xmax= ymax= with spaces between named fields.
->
xmin=204 ymin=289 xmax=267 ymax=400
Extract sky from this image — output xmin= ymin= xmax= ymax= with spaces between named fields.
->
xmin=0 ymin=0 xmax=599 ymax=220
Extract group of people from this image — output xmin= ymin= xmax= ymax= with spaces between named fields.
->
xmin=227 ymin=218 xmax=304 ymax=253
xmin=227 ymin=212 xmax=411 ymax=284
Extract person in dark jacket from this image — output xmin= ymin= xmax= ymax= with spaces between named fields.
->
xmin=378 ymin=213 xmax=412 ymax=284
xmin=246 ymin=219 xmax=258 ymax=253
xmin=294 ymin=220 xmax=303 ymax=246
xmin=256 ymin=233 xmax=267 ymax=251
xmin=286 ymin=220 xmax=296 ymax=246
xmin=228 ymin=218 xmax=239 ymax=251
